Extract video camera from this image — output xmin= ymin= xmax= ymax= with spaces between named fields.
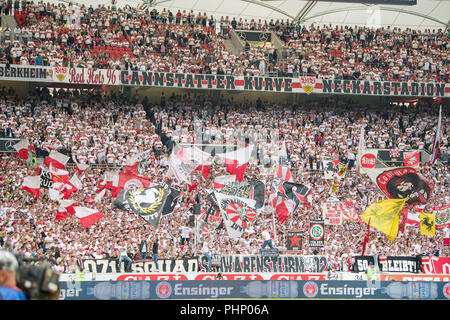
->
xmin=15 ymin=253 xmax=61 ymax=300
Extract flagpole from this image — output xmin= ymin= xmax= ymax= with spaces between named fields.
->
xmin=357 ymin=117 xmax=365 ymax=175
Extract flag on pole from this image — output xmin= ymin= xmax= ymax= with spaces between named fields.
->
xmin=55 ymin=205 xmax=68 ymax=221
xmin=22 ymin=176 xmax=40 ymax=198
xmin=13 ymin=139 xmax=30 ymax=160
xmin=58 ymin=199 xmax=78 ymax=215
xmin=360 ymin=198 xmax=407 ymax=241
xmin=429 ymin=105 xmax=442 ymax=165
xmin=73 ymin=206 xmax=104 ymax=228
xmin=216 ymin=145 xmax=254 ymax=182
xmin=275 ymin=166 xmax=293 ymax=182
xmin=404 ymin=150 xmax=421 ymax=167
xmin=72 ymin=155 xmax=89 ymax=174
xmin=43 ymin=150 xmax=69 ymax=170
xmin=361 ymin=218 xmax=370 ymax=256
xmin=357 ymin=118 xmax=365 ymax=173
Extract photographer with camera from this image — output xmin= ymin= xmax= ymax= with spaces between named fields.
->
xmin=0 ymin=250 xmax=27 ymax=300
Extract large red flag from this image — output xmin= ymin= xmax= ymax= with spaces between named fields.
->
xmin=111 ymin=171 xmax=152 ymax=198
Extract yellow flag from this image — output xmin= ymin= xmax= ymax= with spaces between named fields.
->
xmin=338 ymin=164 xmax=348 ymax=176
xmin=331 ymin=182 xmax=338 ymax=194
xmin=420 ymin=212 xmax=435 ymax=236
xmin=360 ymin=198 xmax=407 ymax=242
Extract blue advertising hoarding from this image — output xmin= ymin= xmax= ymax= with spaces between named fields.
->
xmin=59 ymin=280 xmax=450 ymax=300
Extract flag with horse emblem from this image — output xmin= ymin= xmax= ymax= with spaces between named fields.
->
xmin=420 ymin=212 xmax=435 ymax=236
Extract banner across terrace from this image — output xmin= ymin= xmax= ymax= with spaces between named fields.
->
xmin=1 ymin=64 xmax=448 ymax=97
xmin=80 ymin=255 xmax=328 ymax=274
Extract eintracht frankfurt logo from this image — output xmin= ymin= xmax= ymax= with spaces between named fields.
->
xmin=309 ymin=224 xmax=324 ymax=240
xmin=156 ymin=281 xmax=172 ymax=299
xmin=303 ymin=281 xmax=319 ymax=298
xmin=443 ymin=283 xmax=450 ymax=299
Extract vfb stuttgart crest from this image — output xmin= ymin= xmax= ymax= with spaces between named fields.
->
xmin=54 ymin=67 xmax=68 ymax=81
xmin=299 ymin=76 xmax=316 ymax=94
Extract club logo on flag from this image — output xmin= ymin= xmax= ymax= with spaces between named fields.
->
xmin=360 ymin=153 xmax=377 ymax=169
xmin=299 ymin=76 xmax=316 ymax=94
xmin=123 ymin=178 xmax=146 ymax=190
xmin=309 ymin=221 xmax=325 ymax=247
xmin=128 ymin=187 xmax=164 ymax=218
xmin=404 ymin=151 xmax=420 ymax=167
xmin=225 ymin=202 xmax=256 ymax=228
xmin=420 ymin=212 xmax=435 ymax=236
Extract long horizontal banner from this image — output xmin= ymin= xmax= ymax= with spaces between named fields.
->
xmin=59 ymin=280 xmax=450 ymax=300
xmin=1 ymin=64 xmax=448 ymax=97
xmin=81 ymin=255 xmax=328 ymax=274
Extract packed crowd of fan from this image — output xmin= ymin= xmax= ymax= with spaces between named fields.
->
xmin=0 ymin=1 xmax=448 ymax=82
xmin=0 ymin=87 xmax=448 ymax=273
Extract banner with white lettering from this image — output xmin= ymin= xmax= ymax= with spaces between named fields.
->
xmin=1 ymin=65 xmax=448 ymax=97
xmin=205 ymin=255 xmax=328 ymax=273
xmin=353 ymin=256 xmax=421 ymax=273
xmin=81 ymin=258 xmax=199 ymax=274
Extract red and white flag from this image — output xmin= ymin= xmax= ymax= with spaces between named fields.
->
xmin=60 ymin=174 xmax=83 ymax=199
xmin=44 ymin=150 xmax=69 ymax=170
xmin=73 ymin=206 xmax=104 ymax=228
xmin=72 ymin=155 xmax=89 ymax=174
xmin=22 ymin=176 xmax=40 ymax=198
xmin=275 ymin=199 xmax=295 ymax=224
xmin=111 ymin=171 xmax=151 ymax=198
xmin=49 ymin=165 xmax=69 ymax=182
xmin=213 ymin=175 xmax=236 ymax=190
xmin=404 ymin=150 xmax=421 ymax=167
xmin=58 ymin=199 xmax=78 ymax=215
xmin=404 ymin=209 xmax=420 ymax=226
xmin=13 ymin=139 xmax=30 ymax=160
xmin=217 ymin=144 xmax=254 ymax=182
xmin=275 ymin=166 xmax=293 ymax=182
xmin=169 ymin=146 xmax=210 ymax=184
xmin=195 ymin=165 xmax=211 ymax=180
xmin=97 ymin=171 xmax=119 ymax=193
xmin=55 ymin=205 xmax=68 ymax=221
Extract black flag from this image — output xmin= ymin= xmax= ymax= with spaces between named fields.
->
xmin=113 ymin=184 xmax=170 ymax=228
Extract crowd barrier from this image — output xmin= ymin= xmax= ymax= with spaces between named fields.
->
xmin=58 ymin=279 xmax=450 ymax=300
